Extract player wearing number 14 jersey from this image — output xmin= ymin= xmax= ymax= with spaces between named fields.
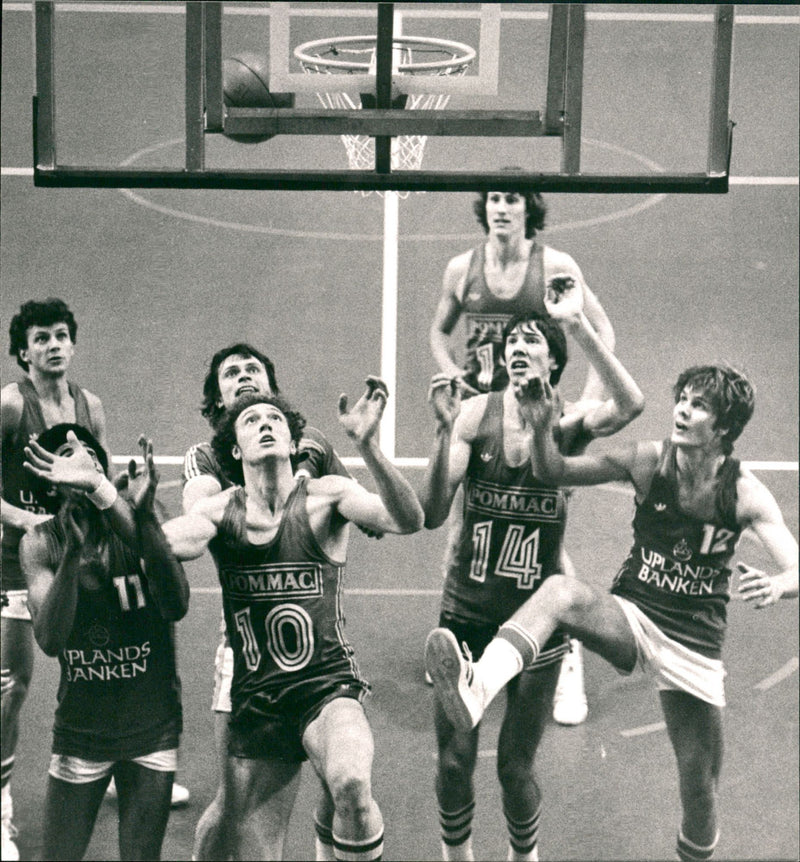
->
xmin=420 ymin=280 xmax=644 ymax=862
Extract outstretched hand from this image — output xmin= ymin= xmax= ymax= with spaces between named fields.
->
xmin=126 ymin=436 xmax=160 ymax=513
xmin=428 ymin=373 xmax=462 ymax=430
xmin=23 ymin=430 xmax=102 ymax=492
xmin=338 ymin=376 xmax=389 ymax=446
xmin=513 ymin=375 xmax=560 ymax=430
xmin=736 ymin=562 xmax=782 ymax=608
xmin=544 ymin=274 xmax=584 ymax=325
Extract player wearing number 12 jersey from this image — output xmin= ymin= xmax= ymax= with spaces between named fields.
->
xmin=420 ymin=278 xmax=644 ymax=862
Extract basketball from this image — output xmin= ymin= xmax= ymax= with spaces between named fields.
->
xmin=222 ymin=53 xmax=295 ymax=142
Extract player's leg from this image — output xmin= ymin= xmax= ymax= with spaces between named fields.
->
xmin=303 ymin=697 xmax=384 ymax=862
xmin=660 ymin=691 xmax=724 ymax=861
xmin=497 ymin=661 xmax=560 ymax=862
xmin=552 ymin=554 xmax=588 ymax=726
xmin=313 ymin=783 xmax=337 ymax=862
xmin=1 ymin=602 xmax=34 ymax=862
xmin=193 ymin=639 xmax=233 ymax=861
xmin=426 ymin=576 xmax=638 ymax=731
xmin=41 ymin=767 xmax=110 ymax=860
xmin=433 ymin=694 xmax=480 ymax=861
xmin=222 ymin=754 xmax=302 ymax=860
xmin=113 ymin=758 xmax=174 ymax=861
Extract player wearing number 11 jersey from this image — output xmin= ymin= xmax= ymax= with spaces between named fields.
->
xmin=420 ymin=278 xmax=644 ymax=862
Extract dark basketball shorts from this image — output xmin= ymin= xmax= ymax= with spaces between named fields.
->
xmin=439 ymin=610 xmax=569 ymax=671
xmin=228 ymin=670 xmax=370 ymax=762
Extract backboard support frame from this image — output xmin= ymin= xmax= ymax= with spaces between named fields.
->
xmin=32 ymin=2 xmax=734 ymax=193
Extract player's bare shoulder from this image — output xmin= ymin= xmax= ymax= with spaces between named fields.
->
xmin=192 ymin=484 xmax=238 ymax=524
xmin=443 ymin=248 xmax=475 ymax=299
xmin=455 ymin=392 xmax=491 ymax=442
xmin=0 ymin=382 xmax=24 ymax=435
xmin=734 ymin=465 xmax=782 ymax=527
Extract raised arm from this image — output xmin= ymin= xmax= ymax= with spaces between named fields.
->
xmin=736 ymin=471 xmax=799 ymax=608
xmin=544 ymin=248 xmax=616 ymax=402
xmin=544 ymin=275 xmax=644 ymax=438
xmin=21 ymin=515 xmax=83 ymax=656
xmin=125 ymin=437 xmax=190 ymax=621
xmin=335 ymin=377 xmax=423 ymax=534
xmin=417 ymin=374 xmax=474 ymax=529
xmin=430 ymin=252 xmax=480 ymax=396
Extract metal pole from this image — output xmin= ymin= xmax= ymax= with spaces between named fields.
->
xmin=707 ymin=5 xmax=734 ymax=175
xmin=33 ymin=1 xmax=56 ymax=169
xmin=374 ymin=3 xmax=395 ymax=174
xmin=185 ymin=1 xmax=205 ymax=170
xmin=561 ymin=4 xmax=585 ymax=174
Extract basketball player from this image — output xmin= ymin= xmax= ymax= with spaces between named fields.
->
xmin=425 ymin=364 xmax=798 ymax=862
xmin=185 ymin=343 xmax=361 ymax=862
xmin=19 ymin=425 xmax=188 ymax=861
xmin=420 ymin=277 xmax=644 ymax=862
xmin=430 ymin=188 xmax=617 ymax=724
xmin=0 ymin=298 xmax=107 ymax=861
xmin=34 ymin=377 xmax=422 ymax=861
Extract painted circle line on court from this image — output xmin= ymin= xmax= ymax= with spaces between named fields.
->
xmin=117 ymin=137 xmax=667 ymax=240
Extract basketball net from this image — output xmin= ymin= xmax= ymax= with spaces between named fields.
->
xmin=295 ymin=35 xmax=475 ymax=198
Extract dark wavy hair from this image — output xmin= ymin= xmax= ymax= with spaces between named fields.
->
xmin=673 ymin=364 xmax=755 ymax=456
xmin=9 ymin=298 xmax=77 ymax=371
xmin=211 ymin=392 xmax=306 ymax=486
xmin=201 ymin=343 xmax=280 ymax=427
xmin=501 ymin=312 xmax=568 ymax=386
xmin=473 ymin=184 xmax=547 ymax=239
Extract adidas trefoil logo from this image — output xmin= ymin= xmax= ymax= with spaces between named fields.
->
xmin=654 ymin=503 xmax=667 ymax=512
xmin=480 ymin=451 xmax=493 ymax=462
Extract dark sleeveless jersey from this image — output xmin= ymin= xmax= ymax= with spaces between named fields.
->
xmin=208 ymin=479 xmax=365 ymax=721
xmin=461 ymin=243 xmax=546 ymax=394
xmin=37 ymin=517 xmax=182 ymax=760
xmin=611 ymin=441 xmax=743 ymax=660
xmin=2 ymin=378 xmax=98 ymax=590
xmin=442 ymin=392 xmax=568 ymax=626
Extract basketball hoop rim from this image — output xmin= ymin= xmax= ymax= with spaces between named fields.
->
xmin=294 ymin=35 xmax=476 ymax=74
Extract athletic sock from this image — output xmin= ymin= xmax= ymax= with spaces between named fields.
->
xmin=676 ymin=828 xmax=720 ymax=861
xmin=1 ymin=773 xmax=13 ymax=822
xmin=440 ymin=799 xmax=476 ymax=861
xmin=476 ymin=623 xmax=539 ymax=704
xmin=332 ymin=827 xmax=384 ymax=862
xmin=505 ymin=804 xmax=541 ymax=861
xmin=315 ymin=818 xmax=336 ymax=861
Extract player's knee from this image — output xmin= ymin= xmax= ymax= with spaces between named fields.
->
xmin=330 ymin=774 xmax=374 ymax=822
xmin=0 ymin=672 xmax=30 ymax=715
xmin=496 ymin=754 xmax=534 ymax=797
xmin=437 ymin=747 xmax=475 ymax=787
xmin=543 ymin=573 xmax=586 ymax=615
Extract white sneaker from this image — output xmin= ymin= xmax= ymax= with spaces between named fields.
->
xmin=106 ymin=778 xmax=191 ymax=808
xmin=425 ymin=628 xmax=486 ymax=732
xmin=552 ymin=639 xmax=588 ymax=726
xmin=2 ymin=817 xmax=19 ymax=862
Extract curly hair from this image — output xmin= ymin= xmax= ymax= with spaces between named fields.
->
xmin=501 ymin=312 xmax=568 ymax=386
xmin=201 ymin=343 xmax=280 ymax=428
xmin=673 ymin=364 xmax=756 ymax=455
xmin=473 ymin=185 xmax=547 ymax=239
xmin=9 ymin=298 xmax=77 ymax=371
xmin=211 ymin=392 xmax=306 ymax=486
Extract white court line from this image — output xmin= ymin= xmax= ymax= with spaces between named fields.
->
xmin=620 ymin=721 xmax=667 ymax=738
xmin=2 ymin=4 xmax=798 ymax=25
xmin=754 ymin=657 xmax=799 ymax=691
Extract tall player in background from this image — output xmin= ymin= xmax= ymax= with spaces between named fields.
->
xmin=184 ymin=343 xmax=364 ymax=862
xmin=0 ymin=298 xmax=107 ymax=861
xmin=426 ymin=363 xmax=798 ymax=862
xmin=429 ymin=188 xmax=617 ymax=725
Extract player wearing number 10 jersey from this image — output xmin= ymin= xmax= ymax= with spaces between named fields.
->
xmin=157 ymin=382 xmax=422 ymax=861
xmin=420 ymin=279 xmax=644 ymax=862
